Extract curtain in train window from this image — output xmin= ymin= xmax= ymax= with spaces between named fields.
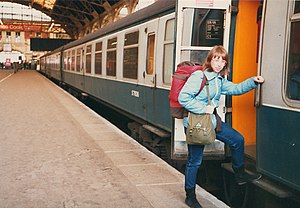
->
xmin=56 ymin=54 xmax=60 ymax=70
xmin=50 ymin=57 xmax=52 ymax=70
xmin=286 ymin=21 xmax=300 ymax=101
xmin=67 ymin=51 xmax=70 ymax=70
xmin=41 ymin=58 xmax=45 ymax=71
xmin=123 ymin=31 xmax=139 ymax=79
xmin=146 ymin=33 xmax=155 ymax=75
xmin=76 ymin=48 xmax=81 ymax=72
xmin=107 ymin=37 xmax=117 ymax=76
xmin=163 ymin=19 xmax=174 ymax=85
xmin=71 ymin=50 xmax=75 ymax=71
xmin=95 ymin=42 xmax=102 ymax=75
xmin=86 ymin=45 xmax=92 ymax=74
xmin=62 ymin=53 xmax=65 ymax=70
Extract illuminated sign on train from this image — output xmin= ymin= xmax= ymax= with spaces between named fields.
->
xmin=206 ymin=19 xmax=222 ymax=40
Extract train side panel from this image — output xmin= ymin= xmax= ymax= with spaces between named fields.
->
xmin=64 ymin=71 xmax=84 ymax=92
xmin=257 ymin=106 xmax=300 ymax=190
xmin=59 ymin=11 xmax=174 ymax=133
xmin=83 ymin=75 xmax=171 ymax=131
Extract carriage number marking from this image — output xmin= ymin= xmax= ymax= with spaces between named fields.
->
xmin=131 ymin=90 xmax=139 ymax=97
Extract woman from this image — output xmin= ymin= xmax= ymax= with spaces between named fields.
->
xmin=178 ymin=45 xmax=264 ymax=208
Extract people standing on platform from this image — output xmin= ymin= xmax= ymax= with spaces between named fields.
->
xmin=178 ymin=45 xmax=265 ymax=208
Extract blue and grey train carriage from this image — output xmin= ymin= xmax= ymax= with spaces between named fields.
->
xmin=40 ymin=0 xmax=300 ymax=207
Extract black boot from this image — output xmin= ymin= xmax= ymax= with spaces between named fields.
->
xmin=233 ymin=166 xmax=262 ymax=185
xmin=185 ymin=187 xmax=202 ymax=208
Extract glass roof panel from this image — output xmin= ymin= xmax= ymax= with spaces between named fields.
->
xmin=33 ymin=0 xmax=56 ymax=10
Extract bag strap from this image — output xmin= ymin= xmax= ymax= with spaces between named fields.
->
xmin=205 ymin=79 xmax=211 ymax=105
xmin=195 ymin=73 xmax=207 ymax=96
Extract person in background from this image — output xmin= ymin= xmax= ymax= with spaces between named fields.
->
xmin=288 ymin=54 xmax=300 ymax=100
xmin=178 ymin=45 xmax=265 ymax=208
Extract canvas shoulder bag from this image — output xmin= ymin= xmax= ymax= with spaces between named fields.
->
xmin=186 ymin=79 xmax=216 ymax=145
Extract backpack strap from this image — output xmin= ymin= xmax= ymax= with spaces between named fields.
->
xmin=195 ymin=73 xmax=207 ymax=96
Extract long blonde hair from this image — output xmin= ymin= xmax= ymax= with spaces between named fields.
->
xmin=203 ymin=45 xmax=230 ymax=76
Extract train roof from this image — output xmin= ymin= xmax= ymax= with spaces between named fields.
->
xmin=44 ymin=0 xmax=176 ymax=57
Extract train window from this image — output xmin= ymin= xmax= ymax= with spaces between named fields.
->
xmin=286 ymin=21 xmax=300 ymax=101
xmin=163 ymin=19 xmax=175 ymax=85
xmin=63 ymin=52 xmax=67 ymax=70
xmin=95 ymin=42 xmax=102 ymax=75
xmin=96 ymin=42 xmax=102 ymax=51
xmin=107 ymin=37 xmax=117 ymax=76
xmin=294 ymin=1 xmax=300 ymax=13
xmin=107 ymin=37 xmax=117 ymax=49
xmin=56 ymin=54 xmax=60 ymax=70
xmin=86 ymin=45 xmax=92 ymax=53
xmin=76 ymin=48 xmax=81 ymax=72
xmin=123 ymin=31 xmax=139 ymax=79
xmin=107 ymin=51 xmax=116 ymax=76
xmin=165 ymin=19 xmax=174 ymax=41
xmin=49 ymin=57 xmax=51 ymax=70
xmin=67 ymin=51 xmax=71 ymax=70
xmin=146 ymin=33 xmax=155 ymax=75
xmin=188 ymin=50 xmax=210 ymax=63
xmin=71 ymin=50 xmax=75 ymax=71
xmin=52 ymin=57 xmax=54 ymax=70
xmin=191 ymin=9 xmax=225 ymax=47
xmin=124 ymin=31 xmax=139 ymax=46
xmin=54 ymin=56 xmax=57 ymax=70
xmin=86 ymin=45 xmax=92 ymax=74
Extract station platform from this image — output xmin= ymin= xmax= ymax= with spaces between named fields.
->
xmin=0 ymin=70 xmax=229 ymax=208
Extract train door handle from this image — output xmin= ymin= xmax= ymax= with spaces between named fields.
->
xmin=254 ymin=86 xmax=261 ymax=107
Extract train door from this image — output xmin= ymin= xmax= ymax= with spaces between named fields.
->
xmin=139 ymin=20 xmax=159 ymax=123
xmin=172 ymin=0 xmax=231 ymax=159
xmin=76 ymin=47 xmax=85 ymax=91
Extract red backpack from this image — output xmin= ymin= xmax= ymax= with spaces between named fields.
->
xmin=169 ymin=64 xmax=206 ymax=119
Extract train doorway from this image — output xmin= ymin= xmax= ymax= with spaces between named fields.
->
xmin=231 ymin=0 xmax=261 ymax=159
xmin=172 ymin=0 xmax=231 ymax=160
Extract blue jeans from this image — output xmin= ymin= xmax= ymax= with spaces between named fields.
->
xmin=185 ymin=121 xmax=244 ymax=189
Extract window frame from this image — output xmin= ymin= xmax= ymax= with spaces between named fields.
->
xmin=123 ymin=31 xmax=139 ymax=80
xmin=106 ymin=37 xmax=117 ymax=77
xmin=163 ymin=18 xmax=175 ymax=85
xmin=283 ymin=1 xmax=300 ymax=107
xmin=85 ymin=44 xmax=92 ymax=74
xmin=146 ymin=33 xmax=155 ymax=75
xmin=95 ymin=41 xmax=102 ymax=76
xmin=76 ymin=48 xmax=81 ymax=72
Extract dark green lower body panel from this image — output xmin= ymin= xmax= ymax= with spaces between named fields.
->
xmin=257 ymin=106 xmax=300 ymax=191
xmin=63 ymin=72 xmax=172 ymax=132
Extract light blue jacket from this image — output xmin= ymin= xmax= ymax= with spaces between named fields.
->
xmin=178 ymin=70 xmax=258 ymax=128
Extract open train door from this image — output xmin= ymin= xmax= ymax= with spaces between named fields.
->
xmin=172 ymin=0 xmax=232 ymax=159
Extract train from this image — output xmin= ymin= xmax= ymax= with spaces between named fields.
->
xmin=39 ymin=0 xmax=300 ymax=207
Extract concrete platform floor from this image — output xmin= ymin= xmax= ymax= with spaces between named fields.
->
xmin=0 ymin=70 xmax=229 ymax=208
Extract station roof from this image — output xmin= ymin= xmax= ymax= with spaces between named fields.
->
xmin=1 ymin=0 xmax=122 ymax=38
